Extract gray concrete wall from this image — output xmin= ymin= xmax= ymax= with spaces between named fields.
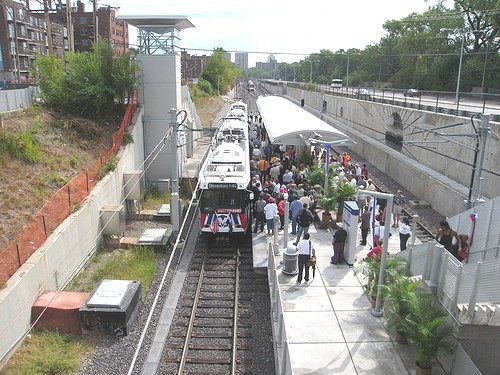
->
xmin=263 ymin=83 xmax=499 ymax=218
xmin=458 ymin=325 xmax=500 ymax=375
xmin=139 ymin=54 xmax=181 ymax=188
xmin=0 ymin=87 xmax=39 ymax=112
xmin=0 ymin=107 xmax=145 ymax=365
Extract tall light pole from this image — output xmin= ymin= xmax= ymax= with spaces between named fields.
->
xmin=455 ymin=33 xmax=465 ymax=104
xmin=345 ymin=52 xmax=360 ymax=91
xmin=346 ymin=54 xmax=350 ymax=89
xmin=441 ymin=28 xmax=485 ymax=104
xmin=309 ymin=60 xmax=318 ymax=82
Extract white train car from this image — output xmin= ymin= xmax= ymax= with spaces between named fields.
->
xmin=198 ymin=100 xmax=252 ymax=234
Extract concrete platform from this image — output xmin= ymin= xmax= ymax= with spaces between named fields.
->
xmin=252 ymin=220 xmax=447 ymax=375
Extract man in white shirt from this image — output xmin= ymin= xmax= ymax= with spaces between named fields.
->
xmin=299 ymin=191 xmax=311 ymax=208
xmin=252 ymin=145 xmax=261 ymax=159
xmin=295 ymin=233 xmax=315 ymax=284
xmin=263 ymin=197 xmax=277 ymax=235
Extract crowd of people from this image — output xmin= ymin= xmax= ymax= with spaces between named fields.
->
xmin=246 ymin=110 xmax=470 ymax=277
xmin=247 ymin=111 xmax=318 ymax=238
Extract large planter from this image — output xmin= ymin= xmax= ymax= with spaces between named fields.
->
xmin=370 ymin=296 xmax=376 ymax=308
xmin=320 ymin=211 xmax=332 ymax=229
xmin=395 ymin=331 xmax=408 ymax=345
xmin=321 ymin=211 xmax=332 ymax=224
xmin=415 ymin=362 xmax=432 ymax=375
xmin=335 ymin=213 xmax=343 ymax=223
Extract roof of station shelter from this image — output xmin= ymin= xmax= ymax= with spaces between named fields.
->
xmin=119 ymin=15 xmax=194 ymax=30
xmin=256 ymin=95 xmax=352 ymax=147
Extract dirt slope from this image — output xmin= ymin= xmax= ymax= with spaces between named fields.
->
xmin=0 ymin=96 xmax=224 ymax=252
xmin=0 ymin=108 xmax=117 ymax=251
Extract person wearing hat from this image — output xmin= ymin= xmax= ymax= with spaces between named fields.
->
xmin=263 ymin=197 xmax=277 ymax=235
xmin=331 ymin=222 xmax=347 ymax=264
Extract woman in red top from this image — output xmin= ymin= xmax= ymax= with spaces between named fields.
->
xmin=367 ymin=239 xmax=384 ymax=259
xmin=277 ymin=197 xmax=286 ymax=230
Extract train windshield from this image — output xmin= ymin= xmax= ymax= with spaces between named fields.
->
xmin=200 ymin=190 xmax=245 ymax=212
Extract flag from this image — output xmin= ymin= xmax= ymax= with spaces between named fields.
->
xmin=210 ymin=214 xmax=218 ymax=234
xmin=469 ymin=211 xmax=478 ymax=246
xmin=370 ymin=198 xmax=377 ymax=246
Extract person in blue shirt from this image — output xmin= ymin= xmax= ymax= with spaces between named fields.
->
xmin=289 ymin=197 xmax=303 ymax=235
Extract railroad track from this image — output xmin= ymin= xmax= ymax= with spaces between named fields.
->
xmin=368 ymin=175 xmax=436 ymax=242
xmin=329 ymin=147 xmax=437 ymax=243
xmin=162 ymin=234 xmax=266 ymax=374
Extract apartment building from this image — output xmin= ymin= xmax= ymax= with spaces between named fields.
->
xmin=70 ymin=1 xmax=128 ymax=55
xmin=0 ymin=0 xmax=68 ymax=82
xmin=181 ymin=51 xmax=209 ymax=82
xmin=0 ymin=0 xmax=129 ymax=83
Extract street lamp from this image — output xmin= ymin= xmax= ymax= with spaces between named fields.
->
xmin=455 ymin=33 xmax=465 ymax=104
xmin=441 ymin=28 xmax=485 ymax=104
xmin=345 ymin=52 xmax=360 ymax=90
xmin=217 ymin=76 xmax=220 ymax=95
xmin=310 ymin=60 xmax=318 ymax=82
xmin=346 ymin=54 xmax=350 ymax=89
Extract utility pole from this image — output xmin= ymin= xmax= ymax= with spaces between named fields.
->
xmin=92 ymin=0 xmax=98 ymax=43
xmin=66 ymin=0 xmax=73 ymax=52
xmin=169 ymin=109 xmax=181 ymax=233
xmin=9 ymin=5 xmax=22 ymax=82
xmin=43 ymin=0 xmax=54 ymax=54
xmin=470 ymin=114 xmax=490 ymax=207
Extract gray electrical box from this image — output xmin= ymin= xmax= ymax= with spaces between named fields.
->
xmin=158 ymin=179 xmax=170 ymax=193
xmin=100 ymin=205 xmax=125 ymax=236
xmin=123 ymin=171 xmax=145 ymax=201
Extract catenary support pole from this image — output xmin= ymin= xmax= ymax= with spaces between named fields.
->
xmin=170 ymin=109 xmax=180 ymax=232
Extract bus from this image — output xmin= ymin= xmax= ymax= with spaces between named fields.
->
xmin=331 ymin=79 xmax=342 ymax=88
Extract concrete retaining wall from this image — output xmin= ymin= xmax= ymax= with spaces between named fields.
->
xmin=0 ymin=107 xmax=145 ymax=365
xmin=0 ymin=87 xmax=40 ymax=112
xmin=265 ymin=83 xmax=499 ymax=217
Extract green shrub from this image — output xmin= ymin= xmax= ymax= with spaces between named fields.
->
xmin=0 ymin=126 xmax=43 ymax=163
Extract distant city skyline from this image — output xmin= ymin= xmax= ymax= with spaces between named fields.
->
xmin=107 ymin=0 xmax=450 ymax=66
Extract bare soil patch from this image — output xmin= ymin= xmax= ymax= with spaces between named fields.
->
xmin=0 ymin=97 xmax=223 ymax=253
xmin=0 ymin=107 xmax=119 ymax=251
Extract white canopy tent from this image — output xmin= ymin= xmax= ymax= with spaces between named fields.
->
xmin=256 ymin=95 xmax=353 ymax=147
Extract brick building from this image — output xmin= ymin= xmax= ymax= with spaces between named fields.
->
xmin=0 ymin=0 xmax=68 ymax=82
xmin=71 ymin=1 xmax=128 ymax=55
xmin=0 ymin=0 xmax=129 ymax=83
xmin=181 ymin=51 xmax=209 ymax=82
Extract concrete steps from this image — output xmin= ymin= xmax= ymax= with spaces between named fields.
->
xmin=456 ymin=303 xmax=500 ymax=326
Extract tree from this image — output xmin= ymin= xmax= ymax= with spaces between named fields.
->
xmin=33 ymin=38 xmax=138 ymax=118
xmin=199 ymin=48 xmax=242 ymax=95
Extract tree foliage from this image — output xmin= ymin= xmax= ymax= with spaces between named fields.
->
xmin=33 ymin=38 xmax=138 ymax=118
xmin=249 ymin=0 xmax=500 ymax=91
xmin=198 ymin=48 xmax=243 ymax=95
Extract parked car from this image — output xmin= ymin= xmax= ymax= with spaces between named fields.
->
xmin=356 ymin=88 xmax=371 ymax=99
xmin=404 ymin=89 xmax=420 ymax=97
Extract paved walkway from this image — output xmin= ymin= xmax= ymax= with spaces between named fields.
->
xmin=253 ymin=220 xmax=447 ymax=375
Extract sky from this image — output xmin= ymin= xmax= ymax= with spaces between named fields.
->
xmin=94 ymin=0 xmax=446 ymax=67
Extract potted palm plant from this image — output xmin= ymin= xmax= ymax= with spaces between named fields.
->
xmin=403 ymin=292 xmax=455 ymax=374
xmin=382 ymin=276 xmax=421 ymax=345
xmin=332 ymin=182 xmax=357 ymax=222
xmin=354 ymin=256 xmax=380 ymax=307
xmin=318 ymin=187 xmax=336 ymax=227
xmin=355 ymin=256 xmax=409 ymax=308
